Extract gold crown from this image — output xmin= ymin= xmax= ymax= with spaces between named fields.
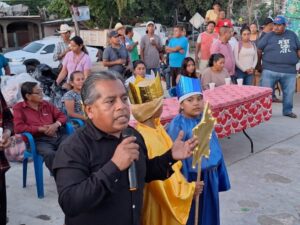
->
xmin=128 ymin=75 xmax=164 ymax=104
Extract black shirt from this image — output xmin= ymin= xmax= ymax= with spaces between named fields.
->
xmin=53 ymin=120 xmax=176 ymax=225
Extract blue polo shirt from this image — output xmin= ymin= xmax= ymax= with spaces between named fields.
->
xmin=168 ymin=36 xmax=188 ymax=68
xmin=0 ymin=54 xmax=9 ymax=76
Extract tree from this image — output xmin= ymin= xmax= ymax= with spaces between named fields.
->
xmin=115 ymin=0 xmax=129 ymax=18
xmin=246 ymin=0 xmax=255 ymax=24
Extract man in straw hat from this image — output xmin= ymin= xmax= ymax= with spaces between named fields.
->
xmin=115 ymin=22 xmax=126 ymax=46
xmin=53 ymin=24 xmax=73 ymax=64
xmin=53 ymin=71 xmax=198 ymax=225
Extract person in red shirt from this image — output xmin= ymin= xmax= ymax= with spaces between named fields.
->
xmin=13 ymin=82 xmax=67 ymax=172
xmin=215 ymin=10 xmax=233 ymax=34
xmin=195 ymin=21 xmax=218 ymax=73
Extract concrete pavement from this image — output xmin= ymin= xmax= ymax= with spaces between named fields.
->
xmin=5 ymin=93 xmax=300 ymax=225
xmin=219 ymin=92 xmax=300 ymax=225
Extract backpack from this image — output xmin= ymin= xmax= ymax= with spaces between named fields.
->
xmin=4 ymin=134 xmax=26 ymax=162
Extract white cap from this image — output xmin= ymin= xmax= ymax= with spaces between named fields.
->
xmin=146 ymin=21 xmax=155 ymax=27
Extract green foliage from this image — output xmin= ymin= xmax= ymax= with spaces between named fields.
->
xmin=5 ymin=0 xmax=262 ymax=28
xmin=48 ymin=0 xmax=70 ymax=18
xmin=254 ymin=2 xmax=272 ymax=25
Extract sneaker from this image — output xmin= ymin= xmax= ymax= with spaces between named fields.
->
xmin=284 ymin=112 xmax=297 ymax=118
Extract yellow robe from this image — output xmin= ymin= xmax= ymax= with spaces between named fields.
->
xmin=136 ymin=119 xmax=195 ymax=225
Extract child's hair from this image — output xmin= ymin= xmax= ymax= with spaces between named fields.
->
xmin=207 ymin=21 xmax=216 ymax=27
xmin=208 ymin=53 xmax=225 ymax=67
xmin=69 ymin=71 xmax=84 ymax=82
xmin=181 ymin=57 xmax=197 ymax=78
xmin=133 ymin=60 xmax=146 ymax=70
xmin=179 ymin=94 xmax=203 ymax=114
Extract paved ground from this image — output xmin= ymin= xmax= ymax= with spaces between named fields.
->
xmin=5 ymin=92 xmax=300 ymax=225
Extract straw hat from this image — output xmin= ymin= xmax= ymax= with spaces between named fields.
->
xmin=57 ymin=24 xmax=73 ymax=34
xmin=114 ymin=22 xmax=124 ymax=31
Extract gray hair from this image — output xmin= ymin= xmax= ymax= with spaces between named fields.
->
xmin=81 ymin=70 xmax=125 ymax=105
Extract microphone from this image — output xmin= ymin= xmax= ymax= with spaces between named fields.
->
xmin=122 ymin=128 xmax=138 ymax=191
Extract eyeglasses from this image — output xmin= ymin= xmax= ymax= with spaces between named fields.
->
xmin=31 ymin=91 xmax=43 ymax=95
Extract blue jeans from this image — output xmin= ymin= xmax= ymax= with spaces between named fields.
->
xmin=236 ymin=68 xmax=253 ymax=85
xmin=261 ymin=69 xmax=296 ymax=115
xmin=162 ymin=66 xmax=171 ymax=90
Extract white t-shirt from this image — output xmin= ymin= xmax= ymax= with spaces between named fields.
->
xmin=229 ymin=37 xmax=238 ymax=52
xmin=125 ymin=74 xmax=155 ymax=87
xmin=234 ymin=44 xmax=258 ymax=72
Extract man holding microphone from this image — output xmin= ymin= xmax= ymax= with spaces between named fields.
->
xmin=53 ymin=71 xmax=198 ymax=225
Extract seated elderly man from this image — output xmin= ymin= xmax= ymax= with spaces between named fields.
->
xmin=13 ymin=82 xmax=67 ymax=172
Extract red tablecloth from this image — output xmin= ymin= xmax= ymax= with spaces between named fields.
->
xmin=203 ymin=85 xmax=272 ymax=138
xmin=137 ymin=85 xmax=272 ymax=138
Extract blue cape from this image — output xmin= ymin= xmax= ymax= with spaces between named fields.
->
xmin=167 ymin=114 xmax=231 ymax=225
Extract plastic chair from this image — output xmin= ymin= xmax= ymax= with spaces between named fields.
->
xmin=61 ymin=108 xmax=85 ymax=131
xmin=22 ymin=122 xmax=74 ymax=199
xmin=69 ymin=118 xmax=85 ymax=128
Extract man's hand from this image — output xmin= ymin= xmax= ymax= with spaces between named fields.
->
xmin=256 ymin=64 xmax=262 ymax=73
xmin=171 ymin=131 xmax=198 ymax=160
xmin=193 ymin=181 xmax=204 ymax=199
xmin=115 ymin=59 xmax=126 ymax=65
xmin=111 ymin=137 xmax=140 ymax=171
xmin=44 ymin=123 xmax=60 ymax=137
xmin=246 ymin=68 xmax=254 ymax=74
xmin=179 ymin=49 xmax=185 ymax=54
xmin=38 ymin=125 xmax=49 ymax=133
xmin=0 ymin=132 xmax=11 ymax=149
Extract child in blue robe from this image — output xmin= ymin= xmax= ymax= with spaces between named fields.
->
xmin=167 ymin=76 xmax=230 ymax=225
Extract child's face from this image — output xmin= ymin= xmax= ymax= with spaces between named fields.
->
xmin=71 ymin=73 xmax=85 ymax=90
xmin=186 ymin=61 xmax=195 ymax=75
xmin=181 ymin=94 xmax=204 ymax=118
xmin=134 ymin=63 xmax=146 ymax=77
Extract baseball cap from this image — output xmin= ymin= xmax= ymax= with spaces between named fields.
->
xmin=273 ymin=15 xmax=286 ymax=25
xmin=263 ymin=17 xmax=274 ymax=25
xmin=108 ymin=30 xmax=119 ymax=38
xmin=146 ymin=21 xmax=155 ymax=27
xmin=218 ymin=19 xmax=233 ymax=28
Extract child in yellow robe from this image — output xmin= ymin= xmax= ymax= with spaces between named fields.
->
xmin=129 ymin=76 xmax=203 ymax=225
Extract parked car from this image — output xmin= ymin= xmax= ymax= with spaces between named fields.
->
xmin=4 ymin=36 xmax=98 ymax=73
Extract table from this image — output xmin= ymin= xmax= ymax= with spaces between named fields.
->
xmin=156 ymin=85 xmax=272 ymax=153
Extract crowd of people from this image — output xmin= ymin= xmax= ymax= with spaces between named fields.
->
xmin=0 ymin=1 xmax=299 ymax=225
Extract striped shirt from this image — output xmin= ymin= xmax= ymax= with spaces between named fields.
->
xmin=53 ymin=40 xmax=69 ymax=62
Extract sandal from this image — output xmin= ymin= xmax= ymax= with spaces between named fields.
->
xmin=284 ymin=112 xmax=297 ymax=118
